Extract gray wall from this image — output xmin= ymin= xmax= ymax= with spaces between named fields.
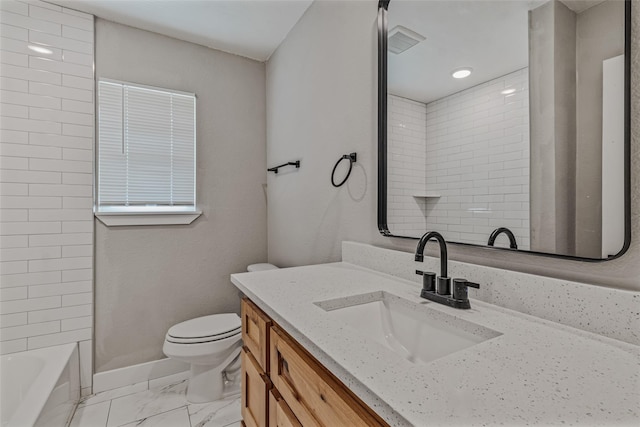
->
xmin=575 ymin=0 xmax=626 ymax=257
xmin=530 ymin=0 xmax=625 ymax=258
xmin=529 ymin=0 xmax=577 ymax=255
xmin=266 ymin=0 xmax=640 ymax=292
xmin=553 ymin=0 xmax=578 ymax=256
xmin=266 ymin=0 xmax=387 ymax=267
xmin=95 ymin=19 xmax=267 ymax=371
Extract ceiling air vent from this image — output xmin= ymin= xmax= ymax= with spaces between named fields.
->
xmin=388 ymin=25 xmax=426 ymax=54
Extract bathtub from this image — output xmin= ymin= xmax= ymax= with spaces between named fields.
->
xmin=1 ymin=343 xmax=80 ymax=427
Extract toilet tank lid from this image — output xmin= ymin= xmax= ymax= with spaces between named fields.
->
xmin=168 ymin=314 xmax=240 ymax=339
xmin=247 ymin=263 xmax=278 ymax=272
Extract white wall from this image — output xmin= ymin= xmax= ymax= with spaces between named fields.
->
xmin=601 ymin=55 xmax=626 ymax=258
xmin=386 ymin=95 xmax=427 ymax=236
xmin=387 ymin=69 xmax=530 ymax=249
xmin=94 ymin=19 xmax=267 ymax=372
xmin=423 ymin=69 xmax=530 ymax=249
xmin=575 ymin=0 xmax=626 ymax=257
xmin=0 ymin=0 xmax=93 ymax=394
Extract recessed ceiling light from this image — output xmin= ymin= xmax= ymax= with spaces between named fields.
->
xmin=451 ymin=67 xmax=472 ymax=79
xmin=501 ymin=88 xmax=516 ymax=95
xmin=28 ymin=45 xmax=52 ymax=55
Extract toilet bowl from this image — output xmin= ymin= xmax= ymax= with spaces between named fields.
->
xmin=163 ymin=314 xmax=242 ymax=403
xmin=163 ymin=263 xmax=279 ymax=403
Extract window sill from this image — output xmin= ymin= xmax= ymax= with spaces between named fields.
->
xmin=95 ymin=211 xmax=202 ymax=226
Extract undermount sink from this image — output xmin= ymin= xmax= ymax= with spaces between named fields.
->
xmin=315 ymin=291 xmax=501 ymax=365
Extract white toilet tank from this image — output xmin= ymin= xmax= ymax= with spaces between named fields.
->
xmin=247 ymin=263 xmax=278 ymax=272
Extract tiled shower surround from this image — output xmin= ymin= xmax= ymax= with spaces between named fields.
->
xmin=387 ymin=69 xmax=530 ymax=249
xmin=0 ymin=0 xmax=94 ymax=394
xmin=386 ymin=96 xmax=427 ymax=235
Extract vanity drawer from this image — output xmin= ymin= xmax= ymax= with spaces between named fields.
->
xmin=242 ymin=297 xmax=272 ymax=372
xmin=269 ymin=389 xmax=302 ymax=427
xmin=269 ymin=326 xmax=388 ymax=427
xmin=241 ymin=347 xmax=271 ymax=427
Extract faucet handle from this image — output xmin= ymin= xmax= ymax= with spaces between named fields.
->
xmin=452 ymin=279 xmax=480 ymax=301
xmin=436 ymin=276 xmax=451 ymax=295
xmin=466 ymin=281 xmax=480 ymax=289
xmin=416 ymin=270 xmax=436 ymax=292
xmin=452 ymin=278 xmax=480 ymax=302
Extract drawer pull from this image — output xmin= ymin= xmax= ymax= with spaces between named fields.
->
xmin=269 ymin=325 xmax=389 ymax=427
xmin=278 ymin=351 xmax=300 ymax=401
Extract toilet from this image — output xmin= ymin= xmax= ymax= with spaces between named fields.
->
xmin=163 ymin=263 xmax=278 ymax=403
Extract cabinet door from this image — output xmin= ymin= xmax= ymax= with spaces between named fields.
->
xmin=241 ymin=347 xmax=270 ymax=427
xmin=269 ymin=326 xmax=387 ymax=427
xmin=242 ymin=298 xmax=272 ymax=373
xmin=269 ymin=389 xmax=302 ymax=427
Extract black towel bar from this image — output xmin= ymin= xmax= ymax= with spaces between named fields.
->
xmin=268 ymin=160 xmax=300 ymax=174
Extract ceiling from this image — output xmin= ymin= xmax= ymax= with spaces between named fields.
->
xmin=561 ymin=0 xmax=608 ymax=13
xmin=387 ymin=0 xmax=609 ymax=104
xmin=49 ymin=0 xmax=313 ymax=61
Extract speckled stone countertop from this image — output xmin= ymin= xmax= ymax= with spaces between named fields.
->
xmin=231 ymin=263 xmax=640 ymax=426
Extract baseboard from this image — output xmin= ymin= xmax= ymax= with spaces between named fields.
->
xmin=93 ymin=358 xmax=189 ymax=393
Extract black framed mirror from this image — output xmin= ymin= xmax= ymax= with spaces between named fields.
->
xmin=378 ymin=0 xmax=631 ymax=261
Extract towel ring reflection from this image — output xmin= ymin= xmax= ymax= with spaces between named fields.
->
xmin=331 ymin=152 xmax=357 ymax=187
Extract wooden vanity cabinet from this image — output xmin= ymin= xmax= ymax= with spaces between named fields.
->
xmin=241 ymin=347 xmax=271 ymax=427
xmin=269 ymin=389 xmax=302 ymax=427
xmin=240 ymin=297 xmax=389 ymax=427
xmin=242 ymin=297 xmax=272 ymax=372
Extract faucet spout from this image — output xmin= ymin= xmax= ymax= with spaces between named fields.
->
xmin=415 ymin=231 xmax=448 ymax=278
xmin=487 ymin=227 xmax=518 ymax=249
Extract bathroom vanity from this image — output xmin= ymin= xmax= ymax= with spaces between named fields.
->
xmin=232 ymin=244 xmax=639 ymax=427
xmin=240 ymin=298 xmax=388 ymax=427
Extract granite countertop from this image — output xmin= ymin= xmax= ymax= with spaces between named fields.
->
xmin=230 ymin=262 xmax=640 ymax=426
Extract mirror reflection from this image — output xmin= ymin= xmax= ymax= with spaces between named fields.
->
xmin=382 ymin=0 xmax=627 ymax=259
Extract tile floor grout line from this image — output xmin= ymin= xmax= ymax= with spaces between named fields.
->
xmin=188 ymin=397 xmax=240 ymax=427
xmin=102 ymin=381 xmax=188 ymax=426
xmin=104 ymin=399 xmax=112 ymax=427
xmin=72 ymin=380 xmax=241 ymax=427
xmin=114 ymin=404 xmax=190 ymax=427
xmin=79 ymin=383 xmax=148 ymax=408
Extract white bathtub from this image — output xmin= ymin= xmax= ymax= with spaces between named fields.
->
xmin=1 ymin=343 xmax=80 ymax=427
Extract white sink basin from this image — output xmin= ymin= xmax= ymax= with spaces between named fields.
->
xmin=315 ymin=291 xmax=501 ymax=365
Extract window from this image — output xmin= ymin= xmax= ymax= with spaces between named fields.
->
xmin=97 ymin=80 xmax=199 ymax=225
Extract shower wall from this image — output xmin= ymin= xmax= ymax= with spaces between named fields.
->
xmin=387 ymin=69 xmax=531 ymax=249
xmin=0 ymin=0 xmax=94 ymax=395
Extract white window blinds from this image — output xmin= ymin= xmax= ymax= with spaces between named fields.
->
xmin=97 ymin=80 xmax=196 ymax=212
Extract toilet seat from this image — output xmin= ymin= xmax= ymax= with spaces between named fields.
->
xmin=166 ymin=314 xmax=241 ymax=344
xmin=163 ymin=328 xmax=242 ymax=365
xmin=166 ymin=328 xmax=241 ymax=344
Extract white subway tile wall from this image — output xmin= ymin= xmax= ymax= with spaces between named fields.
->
xmin=424 ymin=69 xmax=530 ymax=249
xmin=0 ymin=0 xmax=94 ymax=393
xmin=387 ymin=69 xmax=530 ymax=249
xmin=386 ymin=95 xmax=427 ymax=236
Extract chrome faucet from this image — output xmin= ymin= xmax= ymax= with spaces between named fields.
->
xmin=415 ymin=231 xmax=480 ymax=309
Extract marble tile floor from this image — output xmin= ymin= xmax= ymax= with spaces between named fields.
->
xmin=70 ymin=380 xmax=241 ymax=427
